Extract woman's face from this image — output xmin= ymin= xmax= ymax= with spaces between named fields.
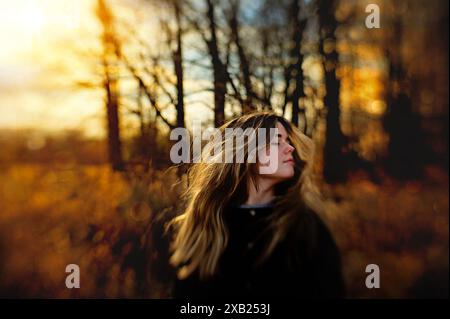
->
xmin=257 ymin=122 xmax=295 ymax=182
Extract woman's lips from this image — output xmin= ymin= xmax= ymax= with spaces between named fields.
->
xmin=283 ymin=159 xmax=294 ymax=165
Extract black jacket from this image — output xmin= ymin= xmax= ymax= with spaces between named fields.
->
xmin=172 ymin=204 xmax=345 ymax=299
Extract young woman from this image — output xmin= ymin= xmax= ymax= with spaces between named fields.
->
xmin=167 ymin=112 xmax=344 ymax=298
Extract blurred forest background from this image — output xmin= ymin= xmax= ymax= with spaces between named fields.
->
xmin=0 ymin=0 xmax=448 ymax=298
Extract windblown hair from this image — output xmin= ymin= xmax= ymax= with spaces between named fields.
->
xmin=168 ymin=112 xmax=324 ymax=280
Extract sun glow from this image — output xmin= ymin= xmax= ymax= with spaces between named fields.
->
xmin=0 ymin=0 xmax=106 ymax=136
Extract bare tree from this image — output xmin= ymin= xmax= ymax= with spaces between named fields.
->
xmin=160 ymin=0 xmax=186 ymax=128
xmin=227 ymin=0 xmax=256 ymax=113
xmin=96 ymin=0 xmax=124 ymax=171
xmin=383 ymin=3 xmax=425 ymax=179
xmin=317 ymin=0 xmax=348 ymax=183
xmin=184 ymin=0 xmax=229 ymax=127
xmin=288 ymin=0 xmax=307 ymax=128
xmin=253 ymin=0 xmax=309 ymax=124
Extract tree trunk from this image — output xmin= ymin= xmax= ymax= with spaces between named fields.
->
xmin=229 ymin=0 xmax=255 ymax=113
xmin=318 ymin=0 xmax=347 ymax=183
xmin=289 ymin=0 xmax=307 ymax=129
xmin=97 ymin=0 xmax=124 ymax=171
xmin=206 ymin=0 xmax=227 ymax=127
xmin=173 ymin=1 xmax=186 ymax=128
xmin=383 ymin=14 xmax=424 ymax=179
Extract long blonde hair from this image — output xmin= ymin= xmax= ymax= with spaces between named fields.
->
xmin=168 ymin=112 xmax=323 ymax=280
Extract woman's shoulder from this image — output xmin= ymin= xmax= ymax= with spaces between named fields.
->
xmin=286 ymin=206 xmax=340 ymax=256
xmin=304 ymin=208 xmax=333 ymax=236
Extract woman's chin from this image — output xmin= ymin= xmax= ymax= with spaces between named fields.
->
xmin=275 ymin=168 xmax=295 ymax=180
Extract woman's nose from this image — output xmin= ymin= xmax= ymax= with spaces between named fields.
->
xmin=284 ymin=144 xmax=294 ymax=153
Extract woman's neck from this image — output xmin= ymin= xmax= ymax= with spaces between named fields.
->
xmin=245 ymin=178 xmax=275 ymax=206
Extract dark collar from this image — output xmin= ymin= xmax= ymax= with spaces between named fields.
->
xmin=226 ymin=203 xmax=275 ymax=221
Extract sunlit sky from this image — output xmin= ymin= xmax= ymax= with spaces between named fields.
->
xmin=0 ymin=0 xmax=107 ymax=136
xmin=0 ymin=0 xmax=388 ymax=139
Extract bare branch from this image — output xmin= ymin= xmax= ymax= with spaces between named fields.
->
xmin=122 ymin=54 xmax=176 ymax=130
